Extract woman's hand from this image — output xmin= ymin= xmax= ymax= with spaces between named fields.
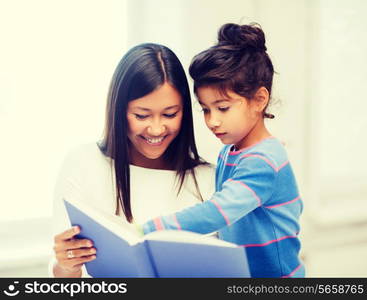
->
xmin=53 ymin=226 xmax=96 ymax=277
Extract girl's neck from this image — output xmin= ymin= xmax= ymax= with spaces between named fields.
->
xmin=234 ymin=118 xmax=272 ymax=151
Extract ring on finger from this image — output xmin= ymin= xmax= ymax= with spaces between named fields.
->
xmin=67 ymin=250 xmax=74 ymax=259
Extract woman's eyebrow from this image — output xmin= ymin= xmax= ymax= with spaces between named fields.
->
xmin=134 ymin=107 xmax=151 ymax=112
xmin=133 ymin=105 xmax=181 ymax=111
xmin=163 ymin=105 xmax=180 ymax=110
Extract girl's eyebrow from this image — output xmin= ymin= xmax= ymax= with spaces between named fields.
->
xmin=199 ymin=99 xmax=230 ymax=105
xmin=133 ymin=105 xmax=180 ymax=111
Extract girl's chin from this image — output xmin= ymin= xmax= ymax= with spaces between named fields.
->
xmin=218 ymin=136 xmax=234 ymax=145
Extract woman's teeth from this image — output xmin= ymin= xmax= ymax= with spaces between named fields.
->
xmin=145 ymin=136 xmax=165 ymax=144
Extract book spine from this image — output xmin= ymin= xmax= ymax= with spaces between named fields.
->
xmin=132 ymin=242 xmax=157 ymax=277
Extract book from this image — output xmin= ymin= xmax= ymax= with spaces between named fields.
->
xmin=63 ymin=198 xmax=251 ymax=278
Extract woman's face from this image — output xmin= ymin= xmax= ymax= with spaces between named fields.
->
xmin=127 ymin=82 xmax=183 ymax=167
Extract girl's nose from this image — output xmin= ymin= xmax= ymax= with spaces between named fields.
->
xmin=207 ymin=115 xmax=221 ymax=130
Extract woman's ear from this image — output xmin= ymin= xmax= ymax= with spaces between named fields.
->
xmin=253 ymin=87 xmax=269 ymax=113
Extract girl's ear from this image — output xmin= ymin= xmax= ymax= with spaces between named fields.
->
xmin=253 ymin=87 xmax=270 ymax=113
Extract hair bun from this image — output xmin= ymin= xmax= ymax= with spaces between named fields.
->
xmin=217 ymin=23 xmax=267 ymax=52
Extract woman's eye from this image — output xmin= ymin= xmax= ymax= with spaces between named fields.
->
xmin=163 ymin=112 xmax=178 ymax=118
xmin=201 ymin=108 xmax=209 ymax=114
xmin=134 ymin=114 xmax=149 ymax=120
xmin=218 ymin=107 xmax=229 ymax=112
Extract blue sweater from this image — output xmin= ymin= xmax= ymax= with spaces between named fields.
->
xmin=143 ymin=137 xmax=305 ymax=277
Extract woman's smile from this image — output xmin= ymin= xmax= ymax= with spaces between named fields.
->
xmin=139 ymin=135 xmax=168 ymax=146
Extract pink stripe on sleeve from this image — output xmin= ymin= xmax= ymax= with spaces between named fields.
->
xmin=241 ymin=154 xmax=289 ymax=172
xmin=265 ymin=196 xmax=301 ymax=209
xmin=173 ymin=214 xmax=182 ymax=230
xmin=228 ymin=179 xmax=262 ymax=206
xmin=241 ymin=235 xmax=297 ymax=248
xmin=210 ymin=199 xmax=230 ymax=225
xmin=241 ymin=154 xmax=278 ymax=172
xmin=277 ymin=160 xmax=289 ymax=171
xmin=281 ymin=264 xmax=302 ymax=278
xmin=225 ymin=163 xmax=238 ymax=166
xmin=153 ymin=217 xmax=164 ymax=231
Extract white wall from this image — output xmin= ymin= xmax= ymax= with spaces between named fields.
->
xmin=0 ymin=0 xmax=127 ymax=221
xmin=0 ymin=0 xmax=128 ymax=276
xmin=317 ymin=0 xmax=367 ymax=219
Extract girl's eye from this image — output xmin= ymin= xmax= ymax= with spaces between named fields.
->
xmin=134 ymin=114 xmax=149 ymax=120
xmin=163 ymin=112 xmax=178 ymax=118
xmin=201 ymin=108 xmax=209 ymax=114
xmin=218 ymin=107 xmax=229 ymax=112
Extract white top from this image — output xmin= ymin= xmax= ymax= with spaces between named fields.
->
xmin=50 ymin=142 xmax=215 ymax=277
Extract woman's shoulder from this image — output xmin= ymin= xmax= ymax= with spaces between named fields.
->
xmin=57 ymin=142 xmax=110 ymax=176
xmin=190 ymin=163 xmax=216 ymax=191
xmin=63 ymin=142 xmax=107 ymax=163
xmin=185 ymin=163 xmax=216 ymax=197
xmin=193 ymin=162 xmax=216 ymax=176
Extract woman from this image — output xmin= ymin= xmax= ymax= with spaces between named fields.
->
xmin=51 ymin=43 xmax=215 ymax=277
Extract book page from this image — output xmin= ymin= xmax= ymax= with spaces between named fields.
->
xmin=64 ymin=198 xmax=141 ymax=245
xmin=65 ymin=198 xmax=237 ymax=248
xmin=145 ymin=230 xmax=237 ymax=248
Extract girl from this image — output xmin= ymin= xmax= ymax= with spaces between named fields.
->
xmin=141 ymin=23 xmax=305 ymax=278
xmin=51 ymin=43 xmax=215 ymax=277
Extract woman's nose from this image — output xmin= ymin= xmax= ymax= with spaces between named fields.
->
xmin=147 ymin=121 xmax=167 ymax=136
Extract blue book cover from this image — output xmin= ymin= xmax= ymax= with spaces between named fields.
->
xmin=64 ymin=198 xmax=251 ymax=278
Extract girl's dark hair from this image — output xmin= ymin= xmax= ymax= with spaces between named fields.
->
xmin=189 ymin=23 xmax=275 ymax=119
xmin=99 ymin=43 xmax=207 ymax=222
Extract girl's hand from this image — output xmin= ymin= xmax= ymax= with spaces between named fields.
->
xmin=133 ymin=222 xmax=144 ymax=237
xmin=53 ymin=226 xmax=96 ymax=276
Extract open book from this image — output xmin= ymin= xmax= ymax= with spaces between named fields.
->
xmin=63 ymin=198 xmax=251 ymax=278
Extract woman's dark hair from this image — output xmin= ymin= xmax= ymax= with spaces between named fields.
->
xmin=189 ymin=23 xmax=275 ymax=118
xmin=99 ymin=43 xmax=207 ymax=222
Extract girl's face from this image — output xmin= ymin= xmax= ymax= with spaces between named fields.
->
xmin=127 ymin=82 xmax=183 ymax=166
xmin=197 ymin=86 xmax=261 ymax=149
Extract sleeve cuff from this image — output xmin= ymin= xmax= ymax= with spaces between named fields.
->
xmin=142 ymin=220 xmax=156 ymax=234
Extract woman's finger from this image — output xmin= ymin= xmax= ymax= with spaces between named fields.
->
xmin=63 ymin=247 xmax=96 ymax=260
xmin=54 ymin=226 xmax=80 ymax=242
xmin=62 ymin=255 xmax=97 ymax=269
xmin=55 ymin=238 xmax=93 ymax=252
xmin=57 ymin=255 xmax=97 ymax=274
